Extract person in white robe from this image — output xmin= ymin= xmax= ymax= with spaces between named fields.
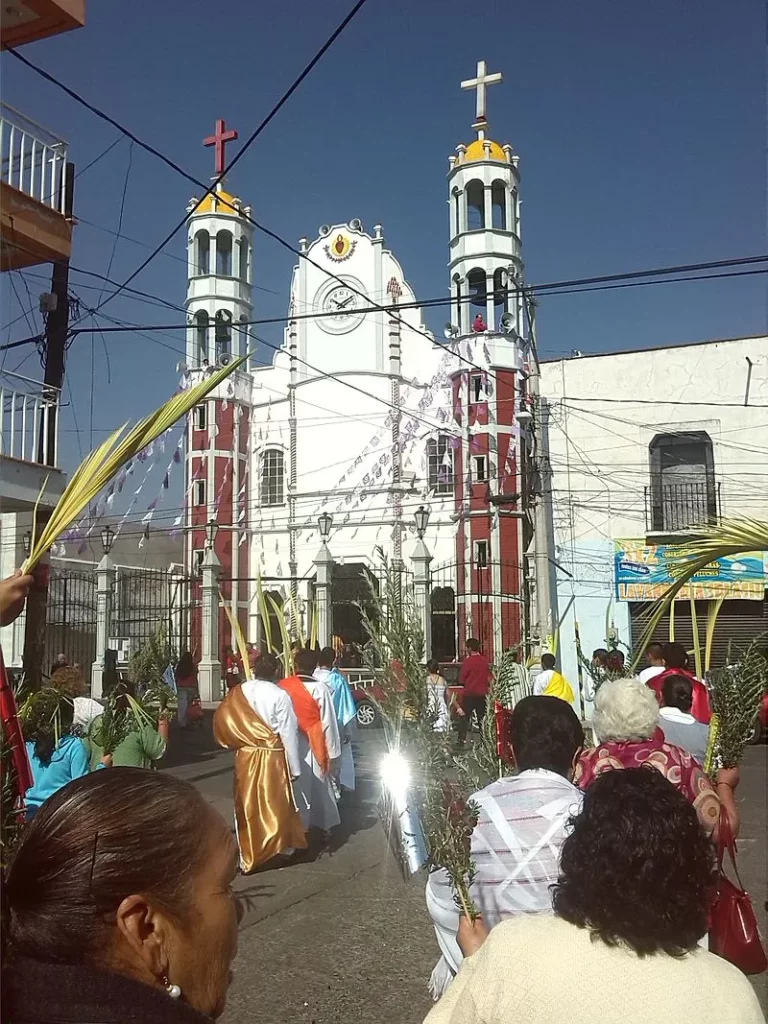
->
xmin=426 ymin=695 xmax=584 ymax=998
xmin=281 ymin=647 xmax=341 ymax=832
xmin=314 ymin=646 xmax=357 ymax=791
xmin=240 ymin=671 xmax=302 ymax=782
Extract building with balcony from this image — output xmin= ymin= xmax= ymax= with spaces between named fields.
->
xmin=540 ymin=334 xmax=768 ymax=711
xmin=1 ymin=1 xmax=85 ymax=669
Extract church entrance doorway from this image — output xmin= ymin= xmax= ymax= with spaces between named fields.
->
xmin=327 ymin=563 xmax=378 ymax=667
xmin=431 ymin=586 xmax=456 ymax=662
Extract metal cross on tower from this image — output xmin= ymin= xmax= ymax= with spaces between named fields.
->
xmin=203 ymin=118 xmax=238 ymax=176
xmin=461 ymin=60 xmax=503 ymax=136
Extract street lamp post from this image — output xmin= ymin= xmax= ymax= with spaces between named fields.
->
xmin=313 ymin=513 xmax=334 ymax=649
xmin=91 ymin=524 xmax=117 ymax=698
xmin=198 ymin=518 xmax=221 ymax=703
xmin=411 ymin=506 xmax=433 ymax=660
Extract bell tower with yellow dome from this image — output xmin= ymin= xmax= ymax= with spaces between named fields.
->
xmin=183 ymin=120 xmax=255 ymax=696
xmin=448 ymin=60 xmax=522 ymax=335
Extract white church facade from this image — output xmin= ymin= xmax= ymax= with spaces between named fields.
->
xmin=182 ymin=63 xmax=533 ymax=685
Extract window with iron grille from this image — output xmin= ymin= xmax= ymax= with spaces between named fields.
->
xmin=474 ymin=540 xmax=489 ymax=567
xmin=260 ymin=449 xmax=284 ymax=506
xmin=427 ymin=435 xmax=454 ymax=493
xmin=473 ymin=455 xmax=488 ymax=482
xmin=649 ymin=431 xmax=716 ymax=532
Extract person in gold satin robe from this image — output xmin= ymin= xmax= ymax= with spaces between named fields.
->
xmin=213 ymin=654 xmax=306 ymax=872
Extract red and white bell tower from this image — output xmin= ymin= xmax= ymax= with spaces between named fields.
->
xmin=449 ymin=62 xmax=529 ymax=660
xmin=184 ymin=120 xmax=254 ymax=663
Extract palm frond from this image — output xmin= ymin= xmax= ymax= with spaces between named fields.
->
xmin=705 ymin=594 xmax=727 ymax=674
xmin=631 ymin=517 xmax=768 ymax=670
xmin=21 ymin=358 xmax=246 ymax=573
xmin=221 ymin=589 xmax=251 ymax=680
xmin=690 ymin=597 xmax=702 ymax=680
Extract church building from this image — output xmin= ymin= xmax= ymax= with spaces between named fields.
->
xmin=182 ymin=62 xmax=532 ymax=672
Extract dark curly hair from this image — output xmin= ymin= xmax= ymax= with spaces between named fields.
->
xmin=552 ymin=767 xmax=716 ymax=956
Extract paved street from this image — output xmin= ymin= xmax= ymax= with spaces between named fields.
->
xmin=164 ymin=726 xmax=767 ymax=1022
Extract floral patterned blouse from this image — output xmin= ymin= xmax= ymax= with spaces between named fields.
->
xmin=575 ymin=738 xmax=720 ymax=833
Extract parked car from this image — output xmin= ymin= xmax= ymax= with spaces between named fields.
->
xmin=349 ymin=662 xmax=464 ymax=729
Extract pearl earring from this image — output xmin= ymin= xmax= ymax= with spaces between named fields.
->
xmin=163 ymin=977 xmax=182 ymax=1000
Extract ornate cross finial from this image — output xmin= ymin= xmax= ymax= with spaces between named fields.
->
xmin=203 ymin=118 xmax=238 ymax=176
xmin=461 ymin=60 xmax=503 ymax=138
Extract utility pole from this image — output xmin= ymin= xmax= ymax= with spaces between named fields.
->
xmin=23 ymin=162 xmax=75 ymax=689
xmin=524 ymin=291 xmax=555 ymax=651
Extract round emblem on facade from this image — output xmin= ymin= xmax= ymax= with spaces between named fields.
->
xmin=325 ymin=233 xmax=356 ymax=262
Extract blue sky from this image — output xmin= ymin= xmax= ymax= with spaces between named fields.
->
xmin=2 ymin=0 xmax=765 ymax=478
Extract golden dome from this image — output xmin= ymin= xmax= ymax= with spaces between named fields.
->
xmin=463 ymin=139 xmax=507 ymax=162
xmin=196 ymin=186 xmax=241 ymax=216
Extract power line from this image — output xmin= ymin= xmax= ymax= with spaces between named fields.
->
xmin=14 ymin=28 xmax=764 ymax=386
xmin=11 ymin=260 xmax=758 ymax=340
xmin=4 ymin=0 xmax=373 ymax=314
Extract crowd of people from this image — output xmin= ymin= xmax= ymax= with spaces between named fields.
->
xmin=1 ymin=571 xmax=765 ymax=1022
xmin=213 ymin=644 xmax=358 ymax=871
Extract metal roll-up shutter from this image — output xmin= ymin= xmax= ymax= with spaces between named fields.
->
xmin=630 ymin=597 xmax=768 ymax=670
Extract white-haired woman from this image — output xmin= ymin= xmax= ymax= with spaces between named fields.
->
xmin=574 ymin=678 xmax=738 ymax=837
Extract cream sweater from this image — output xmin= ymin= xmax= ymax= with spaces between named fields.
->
xmin=424 ymin=915 xmax=764 ymax=1024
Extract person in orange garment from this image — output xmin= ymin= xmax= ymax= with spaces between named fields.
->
xmin=279 ymin=647 xmax=341 ymax=834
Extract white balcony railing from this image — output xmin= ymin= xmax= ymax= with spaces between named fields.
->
xmin=0 ymin=103 xmax=68 ymax=215
xmin=0 ymin=370 xmax=60 ymax=467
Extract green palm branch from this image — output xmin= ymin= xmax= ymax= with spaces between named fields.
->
xmin=631 ymin=517 xmax=768 ymax=670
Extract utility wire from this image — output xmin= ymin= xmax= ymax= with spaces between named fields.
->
xmin=4 ymin=0 xmax=372 ymax=312
xmin=16 ymin=26 xmax=761 ymax=385
xmin=12 ymin=261 xmax=759 ymax=340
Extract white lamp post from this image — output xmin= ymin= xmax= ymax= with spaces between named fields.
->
xmin=411 ymin=506 xmax=433 ymax=660
xmin=313 ymin=513 xmax=334 ymax=649
xmin=91 ymin=523 xmax=117 ymax=698
xmin=198 ymin=518 xmax=221 ymax=702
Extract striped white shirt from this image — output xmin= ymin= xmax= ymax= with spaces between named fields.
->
xmin=426 ymin=769 xmax=582 ymax=994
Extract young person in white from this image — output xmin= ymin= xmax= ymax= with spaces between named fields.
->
xmin=314 ymin=647 xmax=357 ymax=791
xmin=531 ymin=652 xmax=557 ymax=695
xmin=426 ymin=658 xmax=451 ymax=733
xmin=424 ymin=769 xmax=763 ymax=1024
xmin=658 ymin=674 xmax=710 ymax=765
xmin=638 ymin=640 xmax=666 ymax=685
xmin=426 ymin=695 xmax=584 ymax=998
xmin=289 ymin=647 xmax=342 ymax=832
xmin=240 ymin=658 xmax=302 ymax=782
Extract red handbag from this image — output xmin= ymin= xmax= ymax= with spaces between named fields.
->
xmin=709 ymin=810 xmax=767 ymax=975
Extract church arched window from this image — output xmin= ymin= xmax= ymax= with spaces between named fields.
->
xmin=467 ymin=268 xmax=487 ymax=308
xmin=238 ymin=313 xmax=249 ymax=358
xmin=215 ymin=309 xmax=232 ymax=362
xmin=260 ymin=449 xmax=284 ymax=506
xmin=511 ymin=189 xmax=519 ymax=233
xmin=427 ymin=435 xmax=454 ymax=494
xmin=194 ymin=310 xmax=209 ymax=363
xmin=491 ymin=180 xmax=506 ymax=230
xmin=453 ymin=273 xmax=463 ymax=333
xmin=216 ymin=230 xmax=233 ymax=276
xmin=493 ymin=268 xmax=508 ymax=310
xmin=195 ymin=230 xmax=210 ymax=275
xmin=466 ymin=180 xmax=485 ymax=230
xmin=237 ymin=237 xmax=249 ymax=282
xmin=452 ymin=187 xmax=461 ymax=236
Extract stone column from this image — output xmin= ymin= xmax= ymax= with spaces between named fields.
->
xmin=313 ymin=541 xmax=334 ymax=649
xmin=91 ymin=553 xmax=115 ymax=698
xmin=198 ymin=546 xmax=221 ymax=702
xmin=411 ymin=537 xmax=433 ymax=661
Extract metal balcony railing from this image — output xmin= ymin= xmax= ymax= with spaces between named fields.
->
xmin=0 ymin=103 xmax=69 ymax=215
xmin=0 ymin=370 xmax=60 ymax=466
xmin=645 ymin=480 xmax=720 ymax=533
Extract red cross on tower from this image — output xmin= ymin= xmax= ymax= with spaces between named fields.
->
xmin=203 ymin=118 xmax=238 ymax=176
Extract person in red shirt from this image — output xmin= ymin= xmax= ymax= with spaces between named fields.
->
xmin=457 ymin=638 xmax=492 ymax=746
xmin=646 ymin=641 xmax=711 ymax=725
